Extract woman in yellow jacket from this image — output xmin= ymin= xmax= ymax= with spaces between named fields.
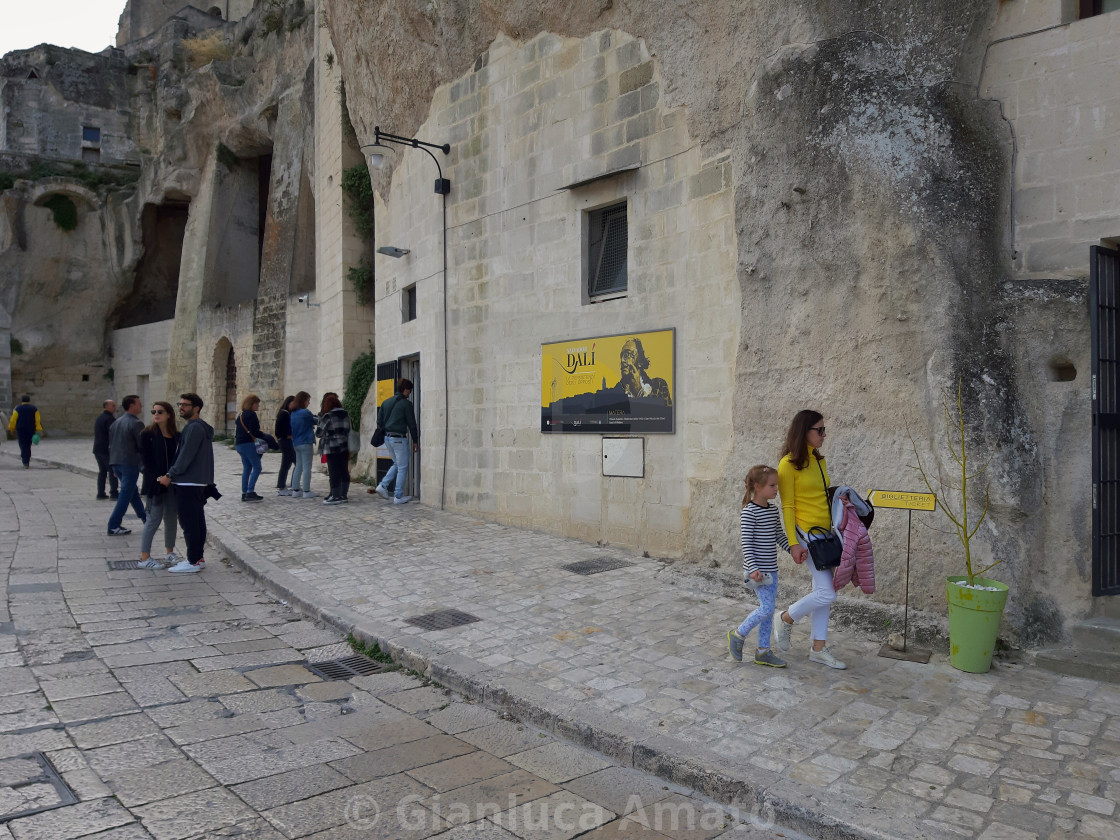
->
xmin=773 ymin=410 xmax=847 ymax=669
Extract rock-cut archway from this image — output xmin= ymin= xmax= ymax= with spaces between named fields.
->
xmin=211 ymin=338 xmax=236 ymax=436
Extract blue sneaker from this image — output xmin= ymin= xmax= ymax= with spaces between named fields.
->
xmin=727 ymin=629 xmax=745 ymax=662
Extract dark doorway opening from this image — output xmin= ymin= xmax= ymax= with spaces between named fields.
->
xmin=114 ymin=202 xmax=189 ymax=328
xmin=1091 ymin=244 xmax=1120 ymax=596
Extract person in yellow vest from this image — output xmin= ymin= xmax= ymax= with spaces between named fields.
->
xmin=8 ymin=395 xmax=43 ymax=468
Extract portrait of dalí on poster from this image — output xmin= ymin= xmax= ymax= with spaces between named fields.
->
xmin=541 ymin=329 xmax=675 ymax=434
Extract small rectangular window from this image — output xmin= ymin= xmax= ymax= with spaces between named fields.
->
xmin=402 ymin=284 xmax=417 ymax=322
xmin=586 ymin=201 xmax=627 ymax=301
xmin=81 ymin=148 xmax=101 ymax=163
xmin=82 ymin=126 xmax=101 ymax=144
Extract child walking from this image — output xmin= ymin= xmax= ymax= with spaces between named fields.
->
xmin=728 ymin=465 xmax=790 ymax=667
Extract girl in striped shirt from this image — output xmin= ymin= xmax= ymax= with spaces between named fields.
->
xmin=728 ymin=465 xmax=790 ymax=668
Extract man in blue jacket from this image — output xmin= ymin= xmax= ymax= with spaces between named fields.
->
xmin=107 ymin=395 xmax=147 ymax=535
xmin=159 ymin=393 xmax=215 ymax=573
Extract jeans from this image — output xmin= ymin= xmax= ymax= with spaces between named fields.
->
xmin=737 ymin=575 xmax=778 ymax=649
xmin=787 ymin=537 xmax=838 ymax=642
xmin=381 ymin=436 xmax=411 ymax=499
xmin=293 ymin=444 xmax=313 ymax=492
xmin=174 ymin=485 xmax=207 ymax=564
xmin=140 ymin=492 xmax=178 ymax=555
xmin=108 ymin=465 xmax=146 ymax=531
xmin=277 ymin=439 xmax=296 ymax=489
xmin=326 ymin=451 xmax=350 ymax=500
xmin=235 ymin=442 xmax=262 ymax=493
xmin=95 ymin=452 xmax=118 ymax=496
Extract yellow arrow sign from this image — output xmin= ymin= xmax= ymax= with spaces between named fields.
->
xmin=867 ymin=490 xmax=936 ymax=511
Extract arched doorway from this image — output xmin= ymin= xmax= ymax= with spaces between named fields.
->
xmin=212 ymin=338 xmax=237 ymax=436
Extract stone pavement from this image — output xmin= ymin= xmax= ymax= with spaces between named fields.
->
xmin=10 ymin=440 xmax=1120 ymax=840
xmin=0 ymin=454 xmax=808 ymax=840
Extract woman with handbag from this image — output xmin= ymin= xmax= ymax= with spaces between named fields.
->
xmin=234 ymin=394 xmax=276 ymax=502
xmin=774 ymin=410 xmax=847 ymax=669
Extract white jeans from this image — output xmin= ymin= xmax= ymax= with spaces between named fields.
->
xmin=786 ymin=537 xmax=837 ymax=642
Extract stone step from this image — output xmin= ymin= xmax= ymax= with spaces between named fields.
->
xmin=1072 ymin=616 xmax=1120 ymax=653
xmin=1034 ymin=646 xmax=1120 ymax=685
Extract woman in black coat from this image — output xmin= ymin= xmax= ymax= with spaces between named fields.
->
xmin=138 ymin=401 xmax=181 ymax=569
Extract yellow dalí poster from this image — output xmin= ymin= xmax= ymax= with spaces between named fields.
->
xmin=541 ymin=329 xmax=675 ymax=434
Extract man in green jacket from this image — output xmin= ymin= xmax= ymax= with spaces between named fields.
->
xmin=373 ymin=379 xmax=419 ymax=504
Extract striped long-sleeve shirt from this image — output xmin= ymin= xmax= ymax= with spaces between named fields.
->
xmin=741 ymin=502 xmax=790 ymax=576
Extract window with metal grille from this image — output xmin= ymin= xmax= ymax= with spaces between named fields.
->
xmin=587 ymin=202 xmax=627 ymax=300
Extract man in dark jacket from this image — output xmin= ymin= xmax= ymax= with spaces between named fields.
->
xmin=373 ymin=378 xmax=420 ymax=505
xmin=93 ymin=399 xmax=119 ymax=499
xmin=7 ymin=395 xmax=42 ymax=468
xmin=159 ymin=393 xmax=215 ymax=573
xmin=107 ymin=395 xmax=147 ymax=536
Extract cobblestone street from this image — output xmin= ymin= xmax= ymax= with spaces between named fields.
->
xmin=0 ymin=454 xmax=796 ymax=840
xmin=4 ymin=442 xmax=1120 ymax=839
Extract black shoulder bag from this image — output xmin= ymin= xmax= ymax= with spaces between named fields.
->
xmin=804 ymin=458 xmax=842 ymax=571
xmin=370 ymin=396 xmax=395 ymax=447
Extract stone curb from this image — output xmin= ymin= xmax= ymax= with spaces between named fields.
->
xmin=16 ymin=449 xmax=899 ymax=839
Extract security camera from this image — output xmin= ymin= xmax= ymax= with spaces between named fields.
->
xmin=297 ymin=294 xmax=308 ymax=304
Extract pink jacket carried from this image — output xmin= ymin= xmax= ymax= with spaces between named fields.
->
xmin=832 ymin=496 xmax=875 ymax=593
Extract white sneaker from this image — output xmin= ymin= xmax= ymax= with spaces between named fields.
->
xmin=393 ymin=495 xmax=412 ymax=505
xmin=138 ymin=557 xmax=163 ymax=569
xmin=774 ymin=611 xmax=792 ymax=651
xmin=374 ymin=485 xmax=389 ymax=500
xmin=276 ymin=489 xmax=292 ymax=496
xmin=165 ymin=551 xmax=183 ymax=566
xmin=301 ymin=491 xmax=317 ymax=499
xmin=809 ymin=646 xmax=847 ymax=670
xmin=290 ymin=490 xmax=302 ymax=498
xmin=168 ymin=559 xmax=201 ymax=574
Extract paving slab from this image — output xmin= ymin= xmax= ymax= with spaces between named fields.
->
xmin=14 ymin=443 xmax=1120 ymax=840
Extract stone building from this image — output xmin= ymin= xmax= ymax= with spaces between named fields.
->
xmin=335 ymin=0 xmax=1119 ymax=646
xmin=2 ymin=0 xmax=1118 ymax=649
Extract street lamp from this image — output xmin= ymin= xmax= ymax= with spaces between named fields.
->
xmin=359 ymin=126 xmax=452 ymax=509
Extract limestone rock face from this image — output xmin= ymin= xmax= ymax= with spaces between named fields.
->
xmin=325 ymin=1 xmax=1089 ymax=643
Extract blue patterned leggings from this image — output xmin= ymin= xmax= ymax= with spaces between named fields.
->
xmin=737 ymin=576 xmax=778 ymax=649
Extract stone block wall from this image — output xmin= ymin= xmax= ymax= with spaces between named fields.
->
xmin=111 ymin=319 xmax=174 ymax=408
xmin=367 ymin=30 xmax=739 ymax=555
xmin=0 ymin=47 xmax=137 ymax=166
xmin=981 ymin=4 xmax=1120 ymax=274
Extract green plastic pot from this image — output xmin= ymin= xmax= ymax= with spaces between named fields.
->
xmin=947 ymin=576 xmax=1009 ymax=673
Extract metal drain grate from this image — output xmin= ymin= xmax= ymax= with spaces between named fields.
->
xmin=404 ymin=609 xmax=481 ymax=631
xmin=304 ymin=654 xmax=389 ymax=681
xmin=561 ymin=557 xmax=634 ymax=576
xmin=0 ymin=752 xmax=78 ymax=824
xmin=107 ymin=559 xmax=142 ymax=570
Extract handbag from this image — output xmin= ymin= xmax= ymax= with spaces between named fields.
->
xmin=370 ymin=427 xmax=385 ymax=447
xmin=805 ymin=526 xmax=843 ymax=570
xmin=238 ymin=413 xmax=268 ymax=455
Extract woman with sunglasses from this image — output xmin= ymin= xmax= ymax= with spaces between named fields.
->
xmin=138 ymin=401 xmax=182 ymax=569
xmin=773 ymin=410 xmax=847 ymax=669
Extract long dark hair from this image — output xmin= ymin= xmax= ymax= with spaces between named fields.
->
xmin=145 ymin=401 xmax=178 ymax=437
xmin=780 ymin=410 xmax=823 ymax=469
xmin=278 ymin=395 xmax=295 ymax=415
